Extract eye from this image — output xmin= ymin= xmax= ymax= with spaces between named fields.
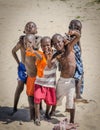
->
xmin=29 ymin=41 xmax=32 ymax=44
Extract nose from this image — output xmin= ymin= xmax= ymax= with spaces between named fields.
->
xmin=27 ymin=42 xmax=30 ymax=47
xmin=44 ymin=46 xmax=48 ymax=50
xmin=54 ymin=42 xmax=59 ymax=47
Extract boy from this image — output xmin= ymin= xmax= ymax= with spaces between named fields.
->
xmin=11 ymin=21 xmax=41 ymax=115
xmin=51 ymin=30 xmax=80 ymax=123
xmin=24 ymin=34 xmax=42 ymax=121
xmin=34 ymin=36 xmax=57 ymax=126
xmin=68 ymin=19 xmax=84 ymax=100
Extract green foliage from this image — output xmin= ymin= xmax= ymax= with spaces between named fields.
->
xmin=76 ymin=16 xmax=81 ymax=19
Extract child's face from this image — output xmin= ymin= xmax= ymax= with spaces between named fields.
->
xmin=41 ymin=38 xmax=51 ymax=53
xmin=25 ymin=22 xmax=37 ymax=34
xmin=52 ymin=36 xmax=64 ymax=51
xmin=24 ymin=37 xmax=35 ymax=50
xmin=69 ymin=21 xmax=81 ymax=33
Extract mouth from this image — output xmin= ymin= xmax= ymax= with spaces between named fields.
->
xmin=56 ymin=46 xmax=61 ymax=51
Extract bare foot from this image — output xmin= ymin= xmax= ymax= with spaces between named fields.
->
xmin=65 ymin=108 xmax=70 ymax=112
xmin=34 ymin=119 xmax=41 ymax=126
xmin=66 ymin=123 xmax=79 ymax=130
xmin=10 ymin=108 xmax=17 ymax=116
xmin=49 ymin=111 xmax=56 ymax=116
xmin=75 ymin=98 xmax=89 ymax=103
xmin=45 ymin=114 xmax=51 ymax=120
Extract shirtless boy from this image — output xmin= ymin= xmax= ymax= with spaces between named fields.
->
xmin=24 ymin=34 xmax=42 ymax=121
xmin=11 ymin=21 xmax=41 ymax=115
xmin=51 ymin=30 xmax=80 ymax=123
xmin=68 ymin=19 xmax=84 ymax=100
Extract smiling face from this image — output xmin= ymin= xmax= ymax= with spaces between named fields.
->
xmin=52 ymin=34 xmax=64 ymax=51
xmin=24 ymin=22 xmax=37 ymax=35
xmin=41 ymin=37 xmax=51 ymax=53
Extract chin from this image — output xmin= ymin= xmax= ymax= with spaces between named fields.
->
xmin=57 ymin=48 xmax=61 ymax=51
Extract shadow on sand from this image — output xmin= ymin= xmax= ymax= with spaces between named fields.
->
xmin=0 ymin=106 xmax=30 ymax=124
xmin=0 ymin=106 xmax=66 ymax=125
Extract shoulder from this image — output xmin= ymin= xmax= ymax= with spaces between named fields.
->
xmin=19 ymin=35 xmax=25 ymax=44
xmin=15 ymin=35 xmax=26 ymax=49
xmin=35 ymin=35 xmax=42 ymax=39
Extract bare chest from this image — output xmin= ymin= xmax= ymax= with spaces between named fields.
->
xmin=25 ymin=56 xmax=36 ymax=69
xmin=58 ymin=52 xmax=76 ymax=68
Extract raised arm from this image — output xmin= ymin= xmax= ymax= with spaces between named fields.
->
xmin=45 ymin=48 xmax=54 ymax=68
xmin=28 ymin=46 xmax=42 ymax=60
xmin=68 ymin=30 xmax=81 ymax=51
xmin=33 ymin=50 xmax=42 ymax=60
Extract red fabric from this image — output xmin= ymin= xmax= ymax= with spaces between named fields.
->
xmin=34 ymin=84 xmax=56 ymax=105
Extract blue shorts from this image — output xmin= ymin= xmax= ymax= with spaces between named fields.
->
xmin=17 ymin=62 xmax=27 ymax=83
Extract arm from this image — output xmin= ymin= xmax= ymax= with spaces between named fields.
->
xmin=29 ymin=46 xmax=42 ymax=60
xmin=46 ymin=48 xmax=59 ymax=68
xmin=33 ymin=50 xmax=42 ymax=60
xmin=68 ymin=30 xmax=81 ymax=51
xmin=45 ymin=48 xmax=54 ymax=68
xmin=12 ymin=42 xmax=22 ymax=65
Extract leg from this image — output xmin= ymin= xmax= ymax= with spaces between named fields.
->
xmin=49 ymin=105 xmax=56 ymax=116
xmin=66 ymin=78 xmax=75 ymax=122
xmin=45 ymin=105 xmax=51 ymax=119
xmin=40 ymin=101 xmax=44 ymax=115
xmin=69 ymin=108 xmax=75 ymax=123
xmin=40 ymin=101 xmax=43 ymax=110
xmin=34 ymin=103 xmax=41 ymax=126
xmin=11 ymin=80 xmax=24 ymax=115
xmin=75 ymin=79 xmax=82 ymax=99
xmin=80 ymin=74 xmax=84 ymax=94
xmin=28 ymin=96 xmax=35 ymax=121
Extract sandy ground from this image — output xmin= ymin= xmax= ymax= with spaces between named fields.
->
xmin=0 ymin=0 xmax=100 ymax=130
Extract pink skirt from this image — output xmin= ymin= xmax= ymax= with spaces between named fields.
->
xmin=34 ymin=84 xmax=56 ymax=105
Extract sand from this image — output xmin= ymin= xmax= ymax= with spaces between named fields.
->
xmin=0 ymin=0 xmax=100 ymax=130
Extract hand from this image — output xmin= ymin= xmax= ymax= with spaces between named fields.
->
xmin=27 ymin=46 xmax=35 ymax=54
xmin=45 ymin=48 xmax=53 ymax=59
xmin=68 ymin=30 xmax=80 ymax=36
xmin=63 ymin=36 xmax=70 ymax=45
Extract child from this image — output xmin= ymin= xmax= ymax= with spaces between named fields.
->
xmin=34 ymin=36 xmax=57 ymax=126
xmin=67 ymin=19 xmax=84 ymax=101
xmin=51 ymin=30 xmax=80 ymax=123
xmin=11 ymin=21 xmax=42 ymax=115
xmin=24 ymin=34 xmax=42 ymax=121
